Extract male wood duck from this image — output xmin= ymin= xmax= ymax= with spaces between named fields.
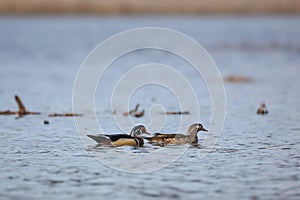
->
xmin=257 ymin=102 xmax=268 ymax=115
xmin=143 ymin=123 xmax=208 ymax=145
xmin=87 ymin=125 xmax=148 ymax=147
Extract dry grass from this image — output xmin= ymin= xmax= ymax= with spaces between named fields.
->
xmin=0 ymin=0 xmax=300 ymax=15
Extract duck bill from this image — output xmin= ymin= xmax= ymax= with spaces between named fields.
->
xmin=202 ymin=128 xmax=208 ymax=132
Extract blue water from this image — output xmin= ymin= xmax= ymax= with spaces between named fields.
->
xmin=0 ymin=16 xmax=300 ymax=199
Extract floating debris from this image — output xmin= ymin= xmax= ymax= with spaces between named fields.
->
xmin=44 ymin=120 xmax=49 ymax=125
xmin=166 ymin=111 xmax=190 ymax=115
xmin=48 ymin=113 xmax=83 ymax=117
xmin=224 ymin=76 xmax=252 ymax=83
xmin=0 ymin=95 xmax=41 ymax=117
xmin=15 ymin=95 xmax=26 ymax=115
xmin=131 ymin=110 xmax=144 ymax=118
xmin=257 ymin=102 xmax=268 ymax=115
xmin=123 ymin=104 xmax=144 ymax=118
xmin=0 ymin=110 xmax=15 ymax=115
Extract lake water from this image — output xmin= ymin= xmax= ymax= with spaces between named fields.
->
xmin=0 ymin=16 xmax=300 ymax=199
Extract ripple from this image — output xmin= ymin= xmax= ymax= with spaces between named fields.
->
xmin=1 ymin=16 xmax=300 ymax=200
xmin=290 ymin=128 xmax=300 ymax=131
xmin=215 ymin=148 xmax=239 ymax=153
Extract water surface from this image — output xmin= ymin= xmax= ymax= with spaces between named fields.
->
xmin=0 ymin=16 xmax=300 ymax=199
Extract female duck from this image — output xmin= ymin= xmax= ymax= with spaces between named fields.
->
xmin=144 ymin=123 xmax=207 ymax=145
xmin=87 ymin=125 xmax=148 ymax=147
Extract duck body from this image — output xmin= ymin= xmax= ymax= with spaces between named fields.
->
xmin=87 ymin=134 xmax=144 ymax=147
xmin=145 ymin=133 xmax=196 ymax=144
xmin=87 ymin=125 xmax=147 ymax=147
xmin=144 ymin=123 xmax=208 ymax=145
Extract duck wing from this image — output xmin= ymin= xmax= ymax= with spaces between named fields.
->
xmin=87 ymin=134 xmax=112 ymax=144
xmin=144 ymin=133 xmax=187 ymax=144
xmin=153 ymin=133 xmax=186 ymax=138
xmin=107 ymin=134 xmax=134 ymax=142
xmin=87 ymin=134 xmax=133 ymax=142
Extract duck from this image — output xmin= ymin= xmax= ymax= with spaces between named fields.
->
xmin=257 ymin=102 xmax=268 ymax=115
xmin=143 ymin=123 xmax=208 ymax=145
xmin=87 ymin=125 xmax=148 ymax=147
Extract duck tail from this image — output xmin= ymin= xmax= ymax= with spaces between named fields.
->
xmin=87 ymin=134 xmax=111 ymax=144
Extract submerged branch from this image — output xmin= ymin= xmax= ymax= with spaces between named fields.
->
xmin=123 ymin=103 xmax=145 ymax=118
xmin=0 ymin=95 xmax=40 ymax=117
xmin=166 ymin=111 xmax=190 ymax=115
xmin=48 ymin=113 xmax=83 ymax=117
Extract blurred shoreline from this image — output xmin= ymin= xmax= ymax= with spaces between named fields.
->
xmin=0 ymin=0 xmax=300 ymax=15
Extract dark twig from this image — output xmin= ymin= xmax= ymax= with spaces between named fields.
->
xmin=48 ymin=113 xmax=83 ymax=117
xmin=166 ymin=111 xmax=190 ymax=115
xmin=224 ymin=76 xmax=252 ymax=83
xmin=123 ymin=103 xmax=145 ymax=118
xmin=15 ymin=95 xmax=26 ymax=115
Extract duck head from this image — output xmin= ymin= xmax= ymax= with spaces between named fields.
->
xmin=130 ymin=125 xmax=149 ymax=137
xmin=188 ymin=123 xmax=208 ymax=135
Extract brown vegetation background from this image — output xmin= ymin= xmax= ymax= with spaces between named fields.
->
xmin=0 ymin=0 xmax=300 ymax=15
